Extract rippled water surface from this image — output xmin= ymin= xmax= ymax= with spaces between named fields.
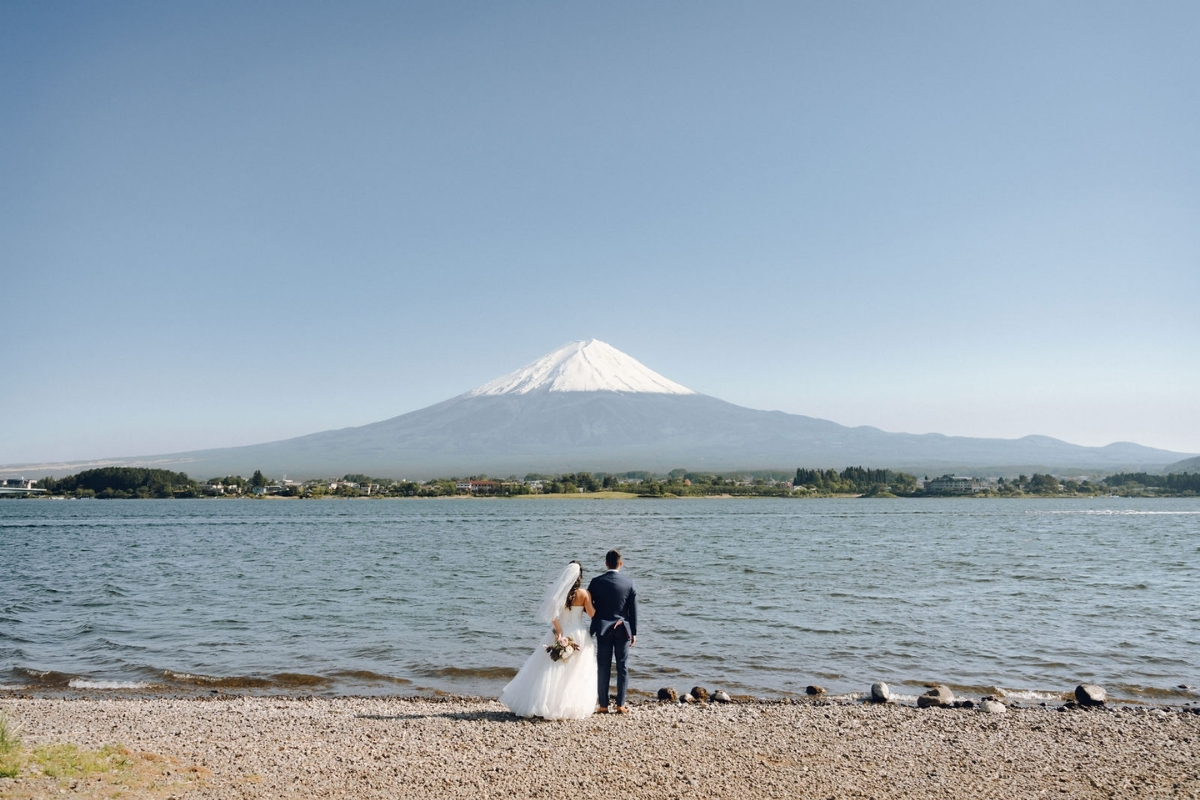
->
xmin=2 ymin=498 xmax=1197 ymax=702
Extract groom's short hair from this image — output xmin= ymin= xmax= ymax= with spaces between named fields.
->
xmin=605 ymin=549 xmax=621 ymax=569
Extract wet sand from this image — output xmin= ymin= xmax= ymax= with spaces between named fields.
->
xmin=2 ymin=695 xmax=1198 ymax=799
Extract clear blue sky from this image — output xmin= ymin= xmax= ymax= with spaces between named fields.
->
xmin=2 ymin=1 xmax=1198 ymax=464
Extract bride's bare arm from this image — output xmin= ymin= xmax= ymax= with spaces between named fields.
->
xmin=579 ymin=588 xmax=596 ymax=618
xmin=552 ymin=617 xmax=563 ymax=636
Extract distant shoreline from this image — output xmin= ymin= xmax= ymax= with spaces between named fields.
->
xmin=15 ymin=465 xmax=1196 ymax=499
xmin=9 ymin=492 xmax=1199 ymax=501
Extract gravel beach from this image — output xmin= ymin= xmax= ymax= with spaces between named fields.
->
xmin=2 ymin=695 xmax=1198 ymax=799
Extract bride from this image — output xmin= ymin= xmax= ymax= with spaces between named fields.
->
xmin=499 ymin=561 xmax=598 ymax=720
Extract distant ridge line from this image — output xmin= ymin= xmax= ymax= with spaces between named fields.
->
xmin=1 ymin=340 xmax=1193 ymax=479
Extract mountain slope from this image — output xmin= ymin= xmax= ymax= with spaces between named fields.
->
xmin=194 ymin=391 xmax=1187 ymax=476
xmin=2 ymin=340 xmax=1192 ymax=478
xmin=1165 ymin=455 xmax=1200 ymax=472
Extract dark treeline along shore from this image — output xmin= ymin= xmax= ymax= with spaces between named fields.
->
xmin=10 ymin=465 xmax=1200 ymax=499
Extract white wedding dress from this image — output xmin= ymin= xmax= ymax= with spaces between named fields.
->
xmin=499 ymin=605 xmax=598 ymax=720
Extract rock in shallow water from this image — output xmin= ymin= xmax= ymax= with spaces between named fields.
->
xmin=806 ymin=685 xmax=825 ymax=695
xmin=918 ymin=685 xmax=955 ymax=709
xmin=1075 ymin=684 xmax=1106 ymax=706
xmin=869 ymin=682 xmax=890 ymax=703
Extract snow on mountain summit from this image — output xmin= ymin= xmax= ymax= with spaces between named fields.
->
xmin=465 ymin=339 xmax=696 ymax=396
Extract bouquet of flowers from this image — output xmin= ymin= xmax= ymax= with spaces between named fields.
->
xmin=544 ymin=634 xmax=581 ymax=662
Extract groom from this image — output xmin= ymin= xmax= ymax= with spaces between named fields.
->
xmin=588 ymin=549 xmax=638 ymax=714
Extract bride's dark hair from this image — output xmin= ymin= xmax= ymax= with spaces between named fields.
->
xmin=565 ymin=560 xmax=582 ymax=609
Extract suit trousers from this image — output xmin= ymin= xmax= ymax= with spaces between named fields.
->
xmin=595 ymin=632 xmax=630 ymax=708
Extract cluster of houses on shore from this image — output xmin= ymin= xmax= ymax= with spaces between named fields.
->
xmin=197 ymin=474 xmax=995 ymax=497
xmin=204 ymin=477 xmax=581 ymax=496
xmin=0 ymin=472 xmax=1135 ymax=498
xmin=0 ymin=477 xmax=45 ymax=496
xmin=5 ymin=473 xmax=999 ymax=498
xmin=923 ymin=475 xmax=987 ymax=494
xmin=203 ymin=478 xmax=381 ymax=496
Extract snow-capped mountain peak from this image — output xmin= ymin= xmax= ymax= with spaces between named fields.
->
xmin=465 ymin=339 xmax=696 ymax=396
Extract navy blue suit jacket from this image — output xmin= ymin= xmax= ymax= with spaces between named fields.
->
xmin=588 ymin=570 xmax=637 ymax=641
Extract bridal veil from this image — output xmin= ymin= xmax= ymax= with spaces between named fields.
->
xmin=536 ymin=562 xmax=581 ymax=623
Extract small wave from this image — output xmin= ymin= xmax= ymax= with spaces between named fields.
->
xmin=1111 ymin=683 xmax=1199 ymax=700
xmin=995 ymin=688 xmax=1066 ymax=701
xmin=329 ymin=670 xmax=412 ymax=685
xmin=12 ymin=667 xmax=73 ymax=687
xmin=161 ymin=670 xmax=276 ymax=689
xmin=916 ymin=681 xmax=999 ymax=697
xmin=415 ymin=665 xmax=517 ymax=680
xmin=68 ymin=679 xmax=154 ymax=690
xmin=1026 ymin=510 xmax=1200 ymax=516
xmin=168 ymin=671 xmax=329 ymax=689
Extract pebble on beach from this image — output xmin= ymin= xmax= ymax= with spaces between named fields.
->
xmin=712 ymin=690 xmax=731 ymax=704
xmin=978 ymin=699 xmax=1007 ymax=714
xmin=1076 ymin=684 xmax=1107 ymax=706
xmin=917 ymin=685 xmax=955 ymax=709
xmin=657 ymin=687 xmax=678 ymax=702
xmin=869 ymin=682 xmax=890 ymax=703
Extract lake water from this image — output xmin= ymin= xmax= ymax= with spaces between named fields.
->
xmin=1 ymin=498 xmax=1197 ymax=704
